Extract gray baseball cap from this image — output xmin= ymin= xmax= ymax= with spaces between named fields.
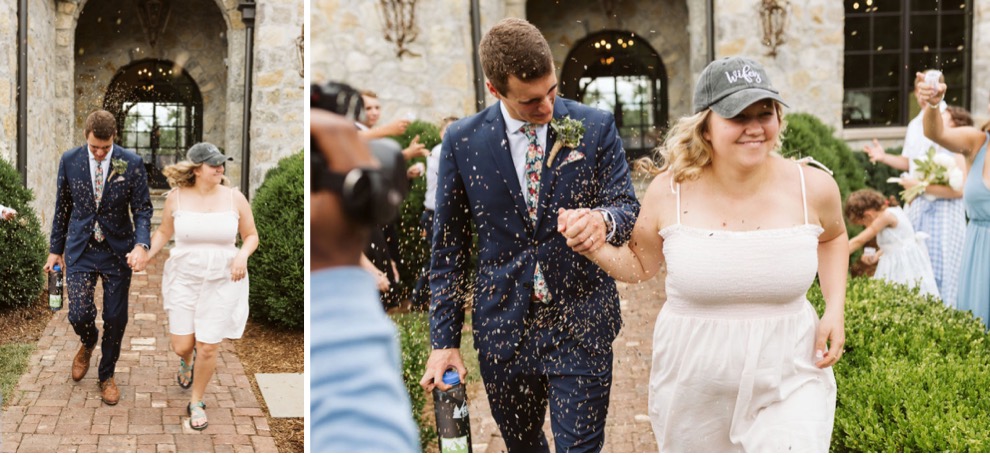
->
xmin=693 ymin=56 xmax=788 ymax=118
xmin=187 ymin=142 xmax=233 ymax=166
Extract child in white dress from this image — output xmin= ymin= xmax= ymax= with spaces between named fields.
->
xmin=846 ymin=189 xmax=940 ymax=299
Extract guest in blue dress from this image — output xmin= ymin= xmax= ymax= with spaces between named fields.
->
xmin=919 ymin=73 xmax=990 ymax=328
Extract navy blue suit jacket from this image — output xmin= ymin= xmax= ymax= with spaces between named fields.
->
xmin=429 ymin=97 xmax=640 ymax=361
xmin=49 ymin=145 xmax=153 ymax=268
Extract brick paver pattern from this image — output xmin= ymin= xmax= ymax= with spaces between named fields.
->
xmin=1 ymin=252 xmax=278 ymax=453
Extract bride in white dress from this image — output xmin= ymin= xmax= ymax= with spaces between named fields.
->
xmin=559 ymin=57 xmax=847 ymax=451
xmin=148 ymin=142 xmax=259 ymax=431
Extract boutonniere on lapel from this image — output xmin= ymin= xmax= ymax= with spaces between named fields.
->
xmin=109 ymin=158 xmax=127 ymax=181
xmin=546 ymin=116 xmax=586 ymax=168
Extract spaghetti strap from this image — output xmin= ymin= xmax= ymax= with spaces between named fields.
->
xmin=797 ymin=164 xmax=809 ymax=225
xmin=229 ymin=187 xmax=235 ymax=212
xmin=175 ymin=188 xmax=182 ymax=211
xmin=673 ymin=181 xmax=682 ymax=225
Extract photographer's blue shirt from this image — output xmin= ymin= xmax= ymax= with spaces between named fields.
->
xmin=311 ymin=267 xmax=419 ymax=453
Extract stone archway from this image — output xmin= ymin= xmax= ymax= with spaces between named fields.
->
xmin=561 ymin=30 xmax=669 ymax=158
xmin=105 ymin=59 xmax=204 ymax=188
xmin=55 ymin=0 xmax=243 ymax=187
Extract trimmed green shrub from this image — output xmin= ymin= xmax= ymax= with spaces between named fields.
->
xmin=0 ymin=159 xmax=46 ymax=309
xmin=392 ymin=311 xmax=437 ymax=450
xmin=807 ymin=278 xmax=990 ymax=452
xmin=391 ymin=121 xmax=442 ymax=295
xmin=249 ymin=151 xmax=304 ymax=328
xmin=781 ymin=113 xmax=866 ymax=201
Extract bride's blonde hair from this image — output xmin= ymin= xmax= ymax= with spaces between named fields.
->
xmin=162 ymin=161 xmax=231 ymax=188
xmin=635 ymin=101 xmax=787 ymax=182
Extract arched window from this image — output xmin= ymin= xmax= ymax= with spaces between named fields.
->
xmin=560 ymin=31 xmax=668 ymax=160
xmin=104 ymin=59 xmax=204 ymax=188
xmin=843 ymin=0 xmax=972 ymax=127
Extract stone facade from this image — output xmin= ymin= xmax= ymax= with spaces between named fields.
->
xmin=529 ymin=0 xmax=693 ymax=120
xmin=311 ymin=0 xmax=500 ymax=124
xmin=0 ymin=0 xmax=303 ymax=232
xmin=314 ymin=0 xmax=990 ymax=153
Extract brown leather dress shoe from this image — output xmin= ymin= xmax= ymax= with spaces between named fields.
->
xmin=71 ymin=345 xmax=94 ymax=381
xmin=99 ymin=377 xmax=120 ymax=405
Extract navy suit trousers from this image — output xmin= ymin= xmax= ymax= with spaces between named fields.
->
xmin=479 ymin=299 xmax=613 ymax=453
xmin=67 ymin=239 xmax=132 ymax=382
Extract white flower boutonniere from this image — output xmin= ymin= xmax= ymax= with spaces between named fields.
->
xmin=111 ymin=158 xmax=128 ymax=176
xmin=547 ymin=116 xmax=586 ymax=168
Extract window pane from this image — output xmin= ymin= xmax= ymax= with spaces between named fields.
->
xmin=872 ymin=90 xmax=901 ymax=125
xmin=843 ymin=90 xmax=873 ymax=125
xmin=874 ymin=15 xmax=902 ymax=51
xmin=910 ymin=0 xmax=940 ymax=11
xmin=845 ymin=55 xmax=872 ymax=89
xmin=909 ymin=13 xmax=939 ymax=50
xmin=846 ymin=17 xmax=871 ymax=51
xmin=909 ymin=51 xmax=937 ymax=74
xmin=872 ymin=53 xmax=901 ymax=88
xmin=874 ymin=0 xmax=903 ymax=13
xmin=941 ymin=54 xmax=966 ymax=88
xmin=941 ymin=13 xmax=967 ymax=49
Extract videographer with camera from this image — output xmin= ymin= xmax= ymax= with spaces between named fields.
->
xmin=309 ymin=82 xmax=419 ymax=452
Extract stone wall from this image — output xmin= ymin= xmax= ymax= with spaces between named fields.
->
xmin=0 ymin=1 xmax=18 ymax=167
xmin=528 ymin=0 xmax=692 ymax=120
xmin=27 ymin=0 xmax=61 ymax=228
xmin=247 ymin=0 xmax=306 ymax=194
xmin=72 ymin=0 xmax=229 ymax=178
xmin=972 ymin=0 xmax=990 ymax=120
xmin=311 ymin=0 xmax=499 ymax=125
xmin=712 ymin=0 xmax=844 ymax=129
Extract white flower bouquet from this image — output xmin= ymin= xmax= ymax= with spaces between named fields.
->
xmin=888 ymin=146 xmax=964 ymax=203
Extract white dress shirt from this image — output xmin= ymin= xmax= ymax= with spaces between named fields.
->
xmin=497 ymin=102 xmax=616 ymax=240
xmin=88 ymin=146 xmax=113 ymax=193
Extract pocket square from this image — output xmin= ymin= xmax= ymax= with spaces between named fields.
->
xmin=114 ymin=176 xmax=125 ymax=182
xmin=560 ymin=150 xmax=585 ymax=167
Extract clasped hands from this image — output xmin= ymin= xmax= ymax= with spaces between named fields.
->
xmin=557 ymin=207 xmax=608 ymax=254
xmin=125 ymin=246 xmax=149 ymax=272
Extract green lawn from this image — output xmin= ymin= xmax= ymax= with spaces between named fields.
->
xmin=0 ymin=343 xmax=34 ymax=406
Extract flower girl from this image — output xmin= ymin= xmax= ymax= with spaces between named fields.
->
xmin=846 ymin=189 xmax=940 ymax=299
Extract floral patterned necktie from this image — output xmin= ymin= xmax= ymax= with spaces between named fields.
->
xmin=93 ymin=160 xmax=105 ymax=242
xmin=521 ymin=124 xmax=549 ymax=302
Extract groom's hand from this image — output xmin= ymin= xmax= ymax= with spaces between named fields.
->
xmin=557 ymin=208 xmax=606 ymax=254
xmin=126 ymin=246 xmax=149 ymax=272
xmin=420 ymin=348 xmax=466 ymax=392
xmin=43 ymin=254 xmax=65 ymax=273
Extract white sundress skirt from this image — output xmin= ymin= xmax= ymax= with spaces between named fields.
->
xmin=162 ymin=245 xmax=249 ymax=344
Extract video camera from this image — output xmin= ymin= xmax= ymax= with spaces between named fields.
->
xmin=310 ymin=81 xmax=408 ymax=225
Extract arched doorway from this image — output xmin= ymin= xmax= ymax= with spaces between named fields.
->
xmin=560 ymin=31 xmax=668 ymax=159
xmin=104 ymin=59 xmax=204 ymax=188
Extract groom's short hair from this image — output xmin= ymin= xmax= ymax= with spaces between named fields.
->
xmin=84 ymin=110 xmax=117 ymax=140
xmin=480 ymin=18 xmax=554 ymax=97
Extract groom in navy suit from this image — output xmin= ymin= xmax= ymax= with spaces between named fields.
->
xmin=44 ymin=110 xmax=153 ymax=405
xmin=420 ymin=18 xmax=640 ymax=452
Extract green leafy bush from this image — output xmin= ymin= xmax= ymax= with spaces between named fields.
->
xmin=392 ymin=311 xmax=437 ymax=450
xmin=248 ymin=151 xmax=304 ymax=328
xmin=391 ymin=121 xmax=442 ymax=295
xmin=781 ymin=113 xmax=866 ymax=201
xmin=807 ymin=278 xmax=990 ymax=452
xmin=0 ymin=159 xmax=46 ymax=309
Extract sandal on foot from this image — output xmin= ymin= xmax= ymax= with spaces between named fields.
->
xmin=187 ymin=401 xmax=208 ymax=431
xmin=176 ymin=352 xmax=194 ymax=389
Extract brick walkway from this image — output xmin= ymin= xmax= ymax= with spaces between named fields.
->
xmin=0 ymin=252 xmax=277 ymax=453
xmin=467 ymin=273 xmax=665 ymax=453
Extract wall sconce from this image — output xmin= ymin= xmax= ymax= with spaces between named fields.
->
xmin=760 ymin=0 xmax=788 ymax=57
xmin=377 ymin=0 xmax=420 ymax=58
